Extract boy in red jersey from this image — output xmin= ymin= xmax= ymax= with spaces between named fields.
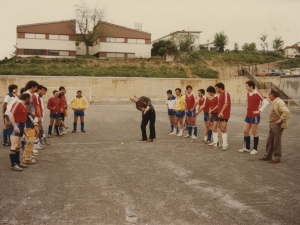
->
xmin=47 ymin=90 xmax=61 ymax=138
xmin=239 ymin=80 xmax=269 ymax=155
xmin=184 ymin=85 xmax=198 ymax=139
xmin=197 ymin=89 xmax=212 ymax=143
xmin=207 ymin=86 xmax=219 ymax=149
xmin=215 ymin=82 xmax=231 ymax=151
xmin=8 ymin=93 xmax=31 ymax=171
xmin=32 ymin=85 xmax=44 ymax=148
xmin=58 ymin=86 xmax=68 ymax=135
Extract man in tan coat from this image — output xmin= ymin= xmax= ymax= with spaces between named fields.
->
xmin=259 ymin=89 xmax=290 ymax=163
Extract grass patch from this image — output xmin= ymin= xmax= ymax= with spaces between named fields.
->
xmin=278 ymin=58 xmax=300 ymax=69
xmin=189 ymin=65 xmax=218 ymax=78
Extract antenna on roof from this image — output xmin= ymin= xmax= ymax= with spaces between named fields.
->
xmin=134 ymin=22 xmax=142 ymax=31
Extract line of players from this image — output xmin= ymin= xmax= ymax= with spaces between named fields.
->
xmin=2 ymin=81 xmax=89 ymax=171
xmin=166 ymin=80 xmax=269 ymax=154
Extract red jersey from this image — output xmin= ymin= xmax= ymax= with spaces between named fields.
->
xmin=47 ymin=97 xmax=61 ymax=114
xmin=10 ymin=101 xmax=27 ymax=123
xmin=32 ymin=93 xmax=43 ymax=118
xmin=58 ymin=94 xmax=67 ymax=113
xmin=218 ymin=91 xmax=231 ymax=119
xmin=198 ymin=96 xmax=211 ymax=113
xmin=185 ymin=93 xmax=196 ymax=109
xmin=210 ymin=95 xmax=219 ymax=113
xmin=247 ymin=90 xmax=265 ymax=117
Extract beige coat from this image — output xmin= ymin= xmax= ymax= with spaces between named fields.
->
xmin=272 ymin=97 xmax=290 ymax=129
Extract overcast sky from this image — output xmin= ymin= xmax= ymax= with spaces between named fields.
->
xmin=0 ymin=0 xmax=299 ymax=59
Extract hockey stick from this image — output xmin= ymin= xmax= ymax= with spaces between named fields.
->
xmin=40 ymin=124 xmax=50 ymax=145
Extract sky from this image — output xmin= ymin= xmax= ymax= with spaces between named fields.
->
xmin=0 ymin=0 xmax=300 ymax=59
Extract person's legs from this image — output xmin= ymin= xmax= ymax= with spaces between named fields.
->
xmin=272 ymin=124 xmax=284 ymax=162
xmin=80 ymin=114 xmax=85 ymax=132
xmin=219 ymin=120 xmax=228 ymax=150
xmin=3 ymin=118 xmax=10 ymax=145
xmin=141 ymin=114 xmax=149 ymax=140
xmin=191 ymin=114 xmax=197 ymax=139
xmin=169 ymin=115 xmax=178 ymax=135
xmin=48 ymin=117 xmax=54 ymax=135
xmin=54 ymin=117 xmax=60 ymax=136
xmin=239 ymin=122 xmax=251 ymax=152
xmin=73 ymin=113 xmax=78 ymax=132
xmin=185 ymin=115 xmax=192 ymax=137
xmin=149 ymin=111 xmax=156 ymax=140
xmin=262 ymin=124 xmax=274 ymax=160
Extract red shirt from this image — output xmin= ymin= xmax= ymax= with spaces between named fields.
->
xmin=247 ymin=91 xmax=265 ymax=117
xmin=218 ymin=91 xmax=231 ymax=119
xmin=198 ymin=96 xmax=211 ymax=113
xmin=32 ymin=93 xmax=43 ymax=118
xmin=10 ymin=101 xmax=27 ymax=123
xmin=185 ymin=93 xmax=196 ymax=109
xmin=58 ymin=94 xmax=67 ymax=113
xmin=210 ymin=95 xmax=219 ymax=113
xmin=47 ymin=97 xmax=61 ymax=114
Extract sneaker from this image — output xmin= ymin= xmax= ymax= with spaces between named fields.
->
xmin=48 ymin=134 xmax=51 ymax=138
xmin=213 ymin=144 xmax=218 ymax=150
xmin=208 ymin=142 xmax=215 ymax=146
xmin=168 ymin=131 xmax=176 ymax=136
xmin=191 ymin=136 xmax=198 ymax=140
xmin=81 ymin=130 xmax=86 ymax=133
xmin=205 ymin=140 xmax=212 ymax=144
xmin=18 ymin=163 xmax=28 ymax=168
xmin=249 ymin=149 xmax=258 ymax=155
xmin=72 ymin=130 xmax=76 ymax=133
xmin=3 ymin=142 xmax=9 ymax=146
xmin=11 ymin=165 xmax=23 ymax=171
xmin=238 ymin=147 xmax=250 ymax=153
xmin=184 ymin=134 xmax=190 ymax=138
xmin=34 ymin=144 xmax=43 ymax=150
xmin=61 ymin=131 xmax=67 ymax=135
xmin=32 ymin=149 xmax=39 ymax=155
xmin=222 ymin=145 xmax=228 ymax=151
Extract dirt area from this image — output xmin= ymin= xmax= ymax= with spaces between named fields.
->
xmin=1 ymin=104 xmax=300 ymax=225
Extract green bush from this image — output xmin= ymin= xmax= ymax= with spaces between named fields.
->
xmin=190 ymin=65 xmax=218 ymax=78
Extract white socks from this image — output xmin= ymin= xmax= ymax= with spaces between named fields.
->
xmin=213 ymin=132 xmax=218 ymax=144
xmin=222 ymin=133 xmax=228 ymax=147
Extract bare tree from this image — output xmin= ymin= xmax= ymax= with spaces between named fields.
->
xmin=260 ymin=33 xmax=268 ymax=53
xmin=75 ymin=2 xmax=106 ymax=55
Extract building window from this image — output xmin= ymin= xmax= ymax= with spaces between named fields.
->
xmin=107 ymin=37 xmax=116 ymax=42
xmin=116 ymin=38 xmax=125 ymax=43
xmin=106 ymin=53 xmax=116 ymax=58
xmin=49 ymin=34 xmax=69 ymax=40
xmin=59 ymin=51 xmax=69 ymax=56
xmin=116 ymin=53 xmax=125 ymax=58
xmin=128 ymin=39 xmax=145 ymax=44
xmin=24 ymin=49 xmax=46 ymax=55
xmin=49 ymin=51 xmax=59 ymax=56
xmin=127 ymin=53 xmax=135 ymax=58
xmin=25 ymin=33 xmax=46 ymax=39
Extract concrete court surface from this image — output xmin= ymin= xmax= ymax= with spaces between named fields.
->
xmin=0 ymin=104 xmax=300 ymax=225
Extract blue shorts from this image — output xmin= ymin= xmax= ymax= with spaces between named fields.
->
xmin=50 ymin=113 xmax=60 ymax=118
xmin=5 ymin=115 xmax=9 ymax=121
xmin=74 ymin=110 xmax=85 ymax=117
xmin=26 ymin=117 xmax=34 ymax=129
xmin=168 ymin=109 xmax=175 ymax=116
xmin=186 ymin=109 xmax=196 ymax=117
xmin=204 ymin=113 xmax=210 ymax=121
xmin=9 ymin=122 xmax=25 ymax=137
xmin=244 ymin=116 xmax=260 ymax=124
xmin=175 ymin=111 xmax=185 ymax=118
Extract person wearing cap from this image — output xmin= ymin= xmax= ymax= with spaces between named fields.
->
xmin=69 ymin=90 xmax=89 ymax=133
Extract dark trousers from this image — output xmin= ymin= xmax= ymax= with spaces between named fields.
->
xmin=264 ymin=123 xmax=284 ymax=161
xmin=141 ymin=110 xmax=156 ymax=140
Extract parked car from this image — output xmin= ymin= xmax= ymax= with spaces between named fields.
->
xmin=269 ymin=69 xmax=281 ymax=76
xmin=256 ymin=69 xmax=270 ymax=76
xmin=280 ymin=69 xmax=290 ymax=75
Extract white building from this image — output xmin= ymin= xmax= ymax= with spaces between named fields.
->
xmin=152 ymin=30 xmax=202 ymax=50
xmin=16 ymin=20 xmax=151 ymax=59
xmin=16 ymin=20 xmax=76 ymax=58
xmin=284 ymin=42 xmax=300 ymax=58
xmin=76 ymin=22 xmax=151 ymax=59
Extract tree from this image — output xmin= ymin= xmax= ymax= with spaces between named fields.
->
xmin=170 ymin=32 xmax=195 ymax=51
xmin=272 ymin=36 xmax=284 ymax=55
xmin=75 ymin=2 xmax=106 ymax=55
xmin=260 ymin=33 xmax=268 ymax=53
xmin=213 ymin=31 xmax=228 ymax=52
xmin=233 ymin=42 xmax=239 ymax=53
xmin=151 ymin=40 xmax=178 ymax=57
xmin=241 ymin=42 xmax=257 ymax=52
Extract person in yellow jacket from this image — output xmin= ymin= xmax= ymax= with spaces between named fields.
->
xmin=69 ymin=90 xmax=89 ymax=133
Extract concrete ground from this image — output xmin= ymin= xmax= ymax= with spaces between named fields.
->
xmin=0 ymin=104 xmax=300 ymax=225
